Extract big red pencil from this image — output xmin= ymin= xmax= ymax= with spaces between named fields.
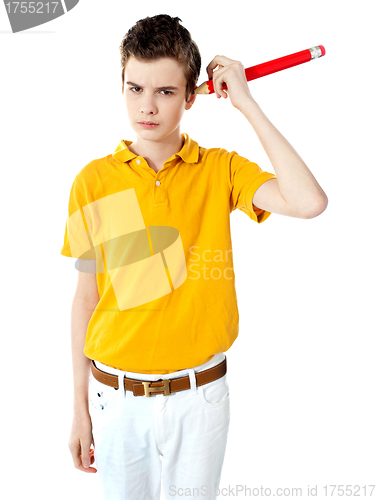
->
xmin=194 ymin=45 xmax=326 ymax=95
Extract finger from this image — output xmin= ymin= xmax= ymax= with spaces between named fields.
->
xmin=207 ymin=61 xmax=222 ymax=81
xmin=81 ymin=438 xmax=92 ymax=469
xmin=206 ymin=55 xmax=236 ymax=79
xmin=79 ymin=448 xmax=97 ymax=473
xmin=70 ymin=440 xmax=97 ymax=473
xmin=212 ymin=66 xmax=228 ymax=98
xmin=70 ymin=439 xmax=82 ymax=469
xmin=79 ymin=463 xmax=97 ymax=473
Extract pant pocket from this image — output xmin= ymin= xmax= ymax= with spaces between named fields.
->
xmin=199 ymin=374 xmax=230 ymax=408
xmin=88 ymin=373 xmax=120 ymax=414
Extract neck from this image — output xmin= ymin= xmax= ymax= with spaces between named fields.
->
xmin=129 ymin=129 xmax=184 ymax=169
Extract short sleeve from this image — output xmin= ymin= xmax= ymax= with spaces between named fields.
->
xmin=229 ymin=153 xmax=277 ymax=223
xmin=60 ymin=177 xmax=97 ymax=271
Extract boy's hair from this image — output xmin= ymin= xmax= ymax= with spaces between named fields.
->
xmin=119 ymin=14 xmax=201 ymax=102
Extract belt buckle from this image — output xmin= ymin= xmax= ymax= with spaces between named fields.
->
xmin=142 ymin=379 xmax=171 ymax=397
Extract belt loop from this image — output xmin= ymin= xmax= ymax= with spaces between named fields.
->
xmin=118 ymin=373 xmax=126 ymax=398
xmin=187 ymin=368 xmax=197 ymax=395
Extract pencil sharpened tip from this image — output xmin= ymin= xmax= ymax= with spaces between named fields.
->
xmin=194 ymin=81 xmax=210 ymax=94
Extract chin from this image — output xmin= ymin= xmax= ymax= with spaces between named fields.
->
xmin=139 ymin=129 xmax=166 ymax=140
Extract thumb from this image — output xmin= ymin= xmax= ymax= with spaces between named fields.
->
xmin=81 ymin=439 xmax=91 ymax=468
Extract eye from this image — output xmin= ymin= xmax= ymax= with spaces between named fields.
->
xmin=159 ymin=90 xmax=173 ymax=96
xmin=129 ymin=87 xmax=142 ymax=93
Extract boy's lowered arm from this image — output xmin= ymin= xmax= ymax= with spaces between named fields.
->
xmin=71 ymin=271 xmax=100 ymax=412
xmin=206 ymin=55 xmax=328 ymax=219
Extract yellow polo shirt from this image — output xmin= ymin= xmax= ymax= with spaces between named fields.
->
xmin=60 ymin=133 xmax=277 ymax=373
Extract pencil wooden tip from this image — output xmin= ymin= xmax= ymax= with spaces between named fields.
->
xmin=194 ymin=81 xmax=210 ymax=94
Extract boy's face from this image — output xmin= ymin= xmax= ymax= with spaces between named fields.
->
xmin=123 ymin=56 xmax=196 ymax=144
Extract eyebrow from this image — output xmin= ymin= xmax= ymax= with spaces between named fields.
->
xmin=126 ymin=81 xmax=179 ymax=91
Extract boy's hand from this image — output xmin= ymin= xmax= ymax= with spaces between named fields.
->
xmin=206 ymin=55 xmax=255 ymax=112
xmin=68 ymin=410 xmax=97 ymax=473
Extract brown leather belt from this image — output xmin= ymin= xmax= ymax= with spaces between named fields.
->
xmin=91 ymin=356 xmax=227 ymax=397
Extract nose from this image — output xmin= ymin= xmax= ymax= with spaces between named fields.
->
xmin=140 ymin=93 xmax=158 ymax=116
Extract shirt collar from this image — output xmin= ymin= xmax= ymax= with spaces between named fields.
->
xmin=112 ymin=133 xmax=199 ymax=165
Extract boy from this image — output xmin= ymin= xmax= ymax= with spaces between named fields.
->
xmin=62 ymin=14 xmax=327 ymax=500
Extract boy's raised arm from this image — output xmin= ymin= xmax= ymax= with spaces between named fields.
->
xmin=207 ymin=54 xmax=328 ymax=219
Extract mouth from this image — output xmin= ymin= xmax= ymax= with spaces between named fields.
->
xmin=138 ymin=121 xmax=159 ymax=128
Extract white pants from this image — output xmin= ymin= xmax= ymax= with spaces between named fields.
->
xmin=89 ymin=353 xmax=230 ymax=500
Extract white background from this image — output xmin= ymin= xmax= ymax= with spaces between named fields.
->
xmin=1 ymin=0 xmax=376 ymax=498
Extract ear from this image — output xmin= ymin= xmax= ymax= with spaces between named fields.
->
xmin=185 ymin=93 xmax=196 ymax=110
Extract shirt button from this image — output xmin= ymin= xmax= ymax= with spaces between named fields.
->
xmin=136 ymin=159 xmax=141 ymax=164
xmin=156 ymin=180 xmax=161 ymax=186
